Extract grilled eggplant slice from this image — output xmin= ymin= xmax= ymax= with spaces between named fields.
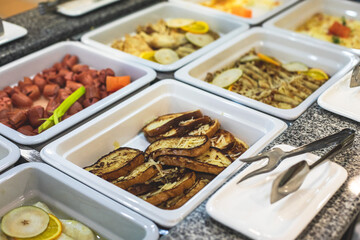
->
xmin=188 ymin=119 xmax=220 ymax=138
xmin=145 ymin=135 xmax=210 ymax=159
xmin=84 ymin=147 xmax=144 ymax=181
xmin=210 ymin=129 xmax=236 ymax=150
xmin=225 ymin=137 xmax=249 ymax=161
xmin=158 ymin=147 xmax=232 ymax=175
xmin=143 ymin=110 xmax=202 ymax=137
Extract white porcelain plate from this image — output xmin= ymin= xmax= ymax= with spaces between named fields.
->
xmin=57 ymin=0 xmax=120 ymax=16
xmin=0 ymin=21 xmax=27 ymax=46
xmin=318 ymin=72 xmax=360 ymax=122
xmin=206 ymin=144 xmax=347 ymax=240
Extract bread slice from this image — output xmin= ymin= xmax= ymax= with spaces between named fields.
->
xmin=143 ymin=110 xmax=202 ymax=137
xmin=112 ymin=161 xmax=161 ymax=189
xmin=225 ymin=137 xmax=249 ymax=161
xmin=188 ymin=119 xmax=220 ymax=138
xmin=159 ymin=178 xmax=209 ymax=209
xmin=140 ymin=172 xmax=196 ymax=205
xmin=210 ymin=129 xmax=236 ymax=150
xmin=157 ymin=147 xmax=232 ymax=175
xmin=145 ymin=135 xmax=211 ymax=159
xmin=146 ymin=116 xmax=211 ymax=142
xmin=84 ymin=147 xmax=144 ymax=181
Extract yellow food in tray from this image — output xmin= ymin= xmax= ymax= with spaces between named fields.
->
xmin=296 ymin=13 xmax=360 ymax=49
xmin=205 ymin=49 xmax=330 ymax=109
xmin=111 ymin=19 xmax=219 ymax=65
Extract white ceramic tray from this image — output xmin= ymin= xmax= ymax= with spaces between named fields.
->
xmin=0 ymin=135 xmax=20 ymax=172
xmin=206 ymin=144 xmax=347 ymax=240
xmin=263 ymin=0 xmax=360 ymax=55
xmin=169 ymin=0 xmax=300 ymax=25
xmin=57 ymin=0 xmax=120 ymax=16
xmin=175 ymin=27 xmax=359 ymax=120
xmin=0 ymin=163 xmax=159 ymax=240
xmin=0 ymin=41 xmax=156 ymax=145
xmin=81 ymin=2 xmax=249 ymax=72
xmin=318 ymin=71 xmax=360 ymax=122
xmin=40 ymin=79 xmax=287 ymax=227
xmin=0 ymin=21 xmax=27 ymax=46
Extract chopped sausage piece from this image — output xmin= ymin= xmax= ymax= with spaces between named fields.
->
xmin=72 ymin=64 xmax=89 ymax=73
xmin=11 ymin=93 xmax=33 ymax=108
xmin=17 ymin=125 xmax=35 ymax=136
xmin=0 ymin=91 xmax=8 ymax=98
xmin=45 ymin=98 xmax=60 ymax=117
xmin=85 ymin=85 xmax=100 ymax=100
xmin=43 ymin=84 xmax=60 ymax=99
xmin=27 ymin=106 xmax=44 ymax=127
xmin=8 ymin=110 xmax=27 ymax=129
xmin=66 ymin=81 xmax=83 ymax=92
xmin=22 ymin=85 xmax=41 ymax=100
xmin=82 ymin=98 xmax=99 ymax=108
xmin=56 ymin=88 xmax=71 ymax=103
xmin=77 ymin=72 xmax=94 ymax=86
xmin=33 ymin=74 xmax=47 ymax=92
xmin=67 ymin=101 xmax=83 ymax=115
xmin=63 ymin=54 xmax=78 ymax=69
xmin=19 ymin=77 xmax=33 ymax=90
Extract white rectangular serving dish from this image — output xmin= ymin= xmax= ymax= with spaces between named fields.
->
xmin=175 ymin=27 xmax=359 ymax=120
xmin=0 ymin=135 xmax=20 ymax=172
xmin=81 ymin=2 xmax=249 ymax=72
xmin=0 ymin=21 xmax=27 ymax=46
xmin=57 ymin=0 xmax=120 ymax=17
xmin=263 ymin=0 xmax=360 ymax=55
xmin=0 ymin=163 xmax=159 ymax=240
xmin=0 ymin=41 xmax=156 ymax=145
xmin=318 ymin=71 xmax=360 ymax=122
xmin=40 ymin=79 xmax=287 ymax=227
xmin=169 ymin=0 xmax=300 ymax=25
xmin=206 ymin=144 xmax=347 ymax=240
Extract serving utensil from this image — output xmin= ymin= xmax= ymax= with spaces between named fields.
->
xmin=270 ymin=129 xmax=354 ymax=203
xmin=350 ymin=63 xmax=360 ymax=88
xmin=237 ymin=128 xmax=355 ymax=184
xmin=18 ymin=144 xmax=43 ymax=163
xmin=0 ymin=18 xmax=4 ymax=37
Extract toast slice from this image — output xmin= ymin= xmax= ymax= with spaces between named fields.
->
xmin=210 ymin=129 xmax=236 ymax=150
xmin=188 ymin=119 xmax=220 ymax=138
xmin=84 ymin=147 xmax=144 ymax=181
xmin=112 ymin=161 xmax=161 ymax=189
xmin=145 ymin=135 xmax=211 ymax=159
xmin=157 ymin=147 xmax=232 ymax=175
xmin=143 ymin=110 xmax=202 ymax=137
xmin=159 ymin=178 xmax=209 ymax=209
xmin=146 ymin=116 xmax=211 ymax=142
xmin=225 ymin=137 xmax=249 ymax=161
xmin=140 ymin=172 xmax=196 ymax=205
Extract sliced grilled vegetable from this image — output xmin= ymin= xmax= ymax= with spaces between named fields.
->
xmin=1 ymin=206 xmax=49 ymax=238
xmin=154 ymin=49 xmax=179 ymax=65
xmin=240 ymin=54 xmax=260 ymax=62
xmin=282 ymin=62 xmax=309 ymax=72
xmin=181 ymin=21 xmax=209 ymax=34
xmin=211 ymin=68 xmax=243 ymax=88
xmin=185 ymin=32 xmax=214 ymax=47
xmin=166 ymin=18 xmax=195 ymax=28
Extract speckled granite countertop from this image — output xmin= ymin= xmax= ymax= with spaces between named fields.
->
xmin=162 ymin=102 xmax=360 ymax=240
xmin=0 ymin=0 xmax=164 ymax=66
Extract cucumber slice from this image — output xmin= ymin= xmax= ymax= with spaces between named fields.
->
xmin=154 ymin=49 xmax=179 ymax=65
xmin=1 ymin=206 xmax=49 ymax=238
xmin=185 ymin=32 xmax=214 ymax=47
xmin=282 ymin=62 xmax=309 ymax=72
xmin=211 ymin=69 xmax=243 ymax=88
xmin=166 ymin=18 xmax=195 ymax=28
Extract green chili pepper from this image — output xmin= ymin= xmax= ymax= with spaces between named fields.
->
xmin=332 ymin=36 xmax=340 ymax=44
xmin=38 ymin=86 xmax=86 ymax=133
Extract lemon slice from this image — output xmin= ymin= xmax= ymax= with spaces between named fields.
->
xmin=139 ymin=51 xmax=156 ymax=62
xmin=185 ymin=32 xmax=214 ymax=47
xmin=181 ymin=21 xmax=209 ymax=34
xmin=282 ymin=62 xmax=309 ymax=72
xmin=1 ymin=206 xmax=49 ymax=238
xmin=16 ymin=214 xmax=62 ymax=240
xmin=166 ymin=18 xmax=195 ymax=28
xmin=212 ymin=69 xmax=243 ymax=88
xmin=304 ymin=68 xmax=329 ymax=80
xmin=154 ymin=49 xmax=179 ymax=65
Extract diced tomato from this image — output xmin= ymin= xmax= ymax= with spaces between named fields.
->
xmin=328 ymin=21 xmax=351 ymax=38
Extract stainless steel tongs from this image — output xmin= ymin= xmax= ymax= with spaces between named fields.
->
xmin=237 ymin=128 xmax=355 ymax=184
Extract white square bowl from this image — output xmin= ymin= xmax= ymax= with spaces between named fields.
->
xmin=169 ymin=0 xmax=300 ymax=25
xmin=0 ymin=163 xmax=159 ymax=240
xmin=263 ymin=0 xmax=360 ymax=55
xmin=0 ymin=135 xmax=20 ymax=172
xmin=0 ymin=41 xmax=156 ymax=145
xmin=175 ymin=27 xmax=359 ymax=120
xmin=40 ymin=79 xmax=287 ymax=227
xmin=81 ymin=2 xmax=249 ymax=72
